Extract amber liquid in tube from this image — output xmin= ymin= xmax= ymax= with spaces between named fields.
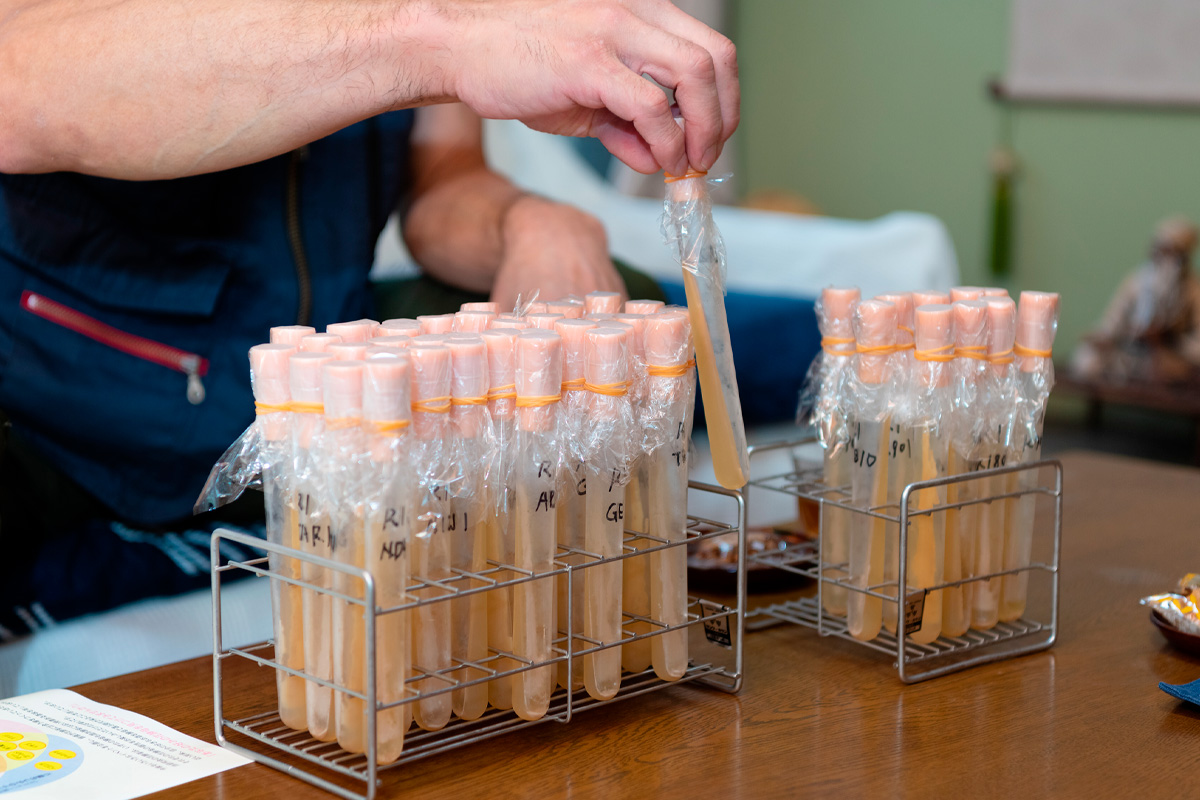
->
xmin=649 ymin=426 xmax=689 ymax=680
xmin=847 ymin=419 xmax=889 ymax=641
xmin=449 ymin=492 xmax=489 ymax=720
xmin=941 ymin=447 xmax=974 ymax=638
xmin=334 ymin=513 xmax=368 ymax=753
xmin=621 ymin=464 xmax=653 ymax=673
xmin=266 ymin=477 xmax=307 ymax=730
xmin=881 ymin=423 xmax=913 ymax=634
xmin=366 ymin=480 xmax=412 ymax=763
xmin=906 ymin=428 xmax=944 ymax=644
xmin=556 ymin=457 xmax=586 ymax=691
xmin=821 ymin=447 xmax=851 ymax=617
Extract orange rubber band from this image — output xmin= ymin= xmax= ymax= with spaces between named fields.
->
xmin=664 ymin=168 xmax=709 ymax=183
xmin=988 ymin=349 xmax=1015 ymax=365
xmin=895 ymin=342 xmax=916 ymax=351
xmin=372 ymin=419 xmax=410 ymax=435
xmin=486 ymin=384 xmax=516 ymax=401
xmin=412 ymin=397 xmax=451 ymax=414
xmin=915 ymin=344 xmax=955 ymax=363
xmin=290 ymin=401 xmax=325 ymax=414
xmin=646 ymin=359 xmax=696 ymax=377
xmin=1014 ymin=344 xmax=1052 ymax=359
xmin=515 ymin=394 xmax=562 ymax=408
xmin=955 ymin=345 xmax=988 ymax=361
xmin=585 ymin=381 xmax=630 ymax=397
xmin=451 ymin=396 xmax=488 ymax=406
xmin=254 ymin=402 xmax=290 ymax=415
xmin=821 ymin=336 xmax=856 ymax=356
xmin=856 ymin=344 xmax=897 ymax=355
xmin=561 ymin=378 xmax=586 ymax=392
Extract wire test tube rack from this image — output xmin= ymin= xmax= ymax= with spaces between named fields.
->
xmin=210 ymin=480 xmax=745 ymax=800
xmin=743 ymin=437 xmax=1061 ymax=683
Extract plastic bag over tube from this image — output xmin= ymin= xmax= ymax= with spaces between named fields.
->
xmin=661 ymin=163 xmax=748 ymax=489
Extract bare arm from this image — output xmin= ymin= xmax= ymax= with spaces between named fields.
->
xmin=403 ymin=104 xmax=624 ymax=306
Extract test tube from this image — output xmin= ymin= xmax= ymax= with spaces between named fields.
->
xmin=408 ymin=343 xmax=454 ymax=731
xmin=361 ymin=355 xmax=413 ymax=763
xmin=446 ymin=334 xmax=491 ymax=721
xmin=290 ymin=351 xmax=337 ymax=741
xmin=553 ymin=318 xmax=597 ymax=690
xmin=645 ymin=311 xmax=697 ymax=681
xmin=481 ymin=328 xmax=518 ymax=710
xmin=249 ymin=344 xmax=307 ymax=730
xmin=583 ymin=326 xmax=631 ymax=699
xmin=847 ymin=300 xmax=895 ymax=642
xmin=512 ymin=329 xmax=563 ymax=720
xmin=324 ymin=360 xmax=370 ymax=755
xmin=1000 ymin=292 xmax=1059 ymax=622
xmin=816 ymin=287 xmax=860 ymax=618
xmin=875 ymin=291 xmax=913 ymax=635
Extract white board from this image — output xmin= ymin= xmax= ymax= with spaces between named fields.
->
xmin=1006 ymin=0 xmax=1200 ymax=105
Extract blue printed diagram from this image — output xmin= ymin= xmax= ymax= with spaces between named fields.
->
xmin=0 ymin=721 xmax=83 ymax=793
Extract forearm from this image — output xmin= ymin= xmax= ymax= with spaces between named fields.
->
xmin=0 ymin=0 xmax=453 ymax=178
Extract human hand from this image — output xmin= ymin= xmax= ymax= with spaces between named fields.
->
xmin=490 ymin=195 xmax=625 ymax=310
xmin=438 ymin=0 xmax=739 ymax=176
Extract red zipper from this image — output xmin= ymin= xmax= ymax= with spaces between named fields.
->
xmin=21 ymin=290 xmax=208 ymax=405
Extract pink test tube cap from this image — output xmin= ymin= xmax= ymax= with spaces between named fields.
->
xmin=481 ymin=328 xmax=518 ymax=418
xmin=644 ymin=311 xmax=692 ymax=368
xmin=547 ymin=301 xmax=585 ymax=319
xmin=327 ymin=320 xmax=375 ymax=343
xmin=299 ymin=332 xmax=341 ymax=353
xmin=289 ymin=352 xmax=333 ymax=404
xmin=369 ymin=335 xmax=412 ymax=351
xmin=417 ymin=314 xmax=456 ymax=335
xmin=454 ymin=310 xmax=497 ymax=333
xmin=585 ymin=325 xmax=629 ymax=388
xmin=555 ymin=319 xmax=598 ymax=382
xmin=379 ymin=319 xmax=422 ymax=338
xmin=446 ymin=334 xmax=489 ymax=400
xmin=249 ymin=343 xmax=294 ymax=405
xmin=527 ymin=312 xmax=566 ymax=331
xmin=365 ymin=346 xmax=404 ymax=359
xmin=364 ymin=355 xmax=411 ymax=424
xmin=912 ymin=290 xmax=951 ymax=308
xmin=949 ymin=286 xmax=985 ymax=303
xmin=490 ymin=317 xmax=529 ymax=331
xmin=516 ymin=330 xmax=563 ymax=399
xmin=986 ymin=296 xmax=1017 ymax=368
xmin=1016 ymin=291 xmax=1060 ymax=364
xmin=914 ymin=304 xmax=953 ymax=352
xmin=408 ymin=344 xmax=452 ymax=403
xmin=625 ymin=299 xmax=664 ymax=316
xmin=461 ymin=302 xmax=499 ymax=313
xmin=819 ymin=286 xmax=861 ymax=339
xmin=875 ymin=292 xmax=914 ymax=345
xmin=584 ymin=291 xmax=622 ymax=315
xmin=270 ymin=326 xmax=315 ymax=347
xmin=412 ymin=334 xmax=446 ymax=346
xmin=329 ymin=341 xmax=368 ymax=361
xmin=953 ymin=300 xmax=989 ymax=348
xmin=853 ymin=299 xmax=896 ymax=385
xmin=613 ymin=313 xmax=647 ymax=362
xmin=322 ymin=360 xmax=364 ymax=421
xmin=982 ymin=287 xmax=1009 ymax=298
xmin=525 ymin=301 xmax=548 ymax=315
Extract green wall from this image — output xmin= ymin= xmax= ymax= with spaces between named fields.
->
xmin=735 ymin=0 xmax=1200 ymax=355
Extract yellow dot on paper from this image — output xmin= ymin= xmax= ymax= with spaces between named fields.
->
xmin=18 ymin=741 xmax=45 ymax=751
xmin=7 ymin=750 xmax=34 ymax=761
xmin=49 ymin=750 xmax=76 ymax=760
xmin=35 ymin=761 xmax=62 ymax=771
xmin=0 ymin=743 xmax=15 ymax=752
xmin=0 ymin=733 xmax=23 ymax=742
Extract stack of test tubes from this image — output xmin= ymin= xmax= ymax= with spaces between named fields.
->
xmin=802 ymin=286 xmax=1059 ymax=644
xmin=210 ymin=292 xmax=698 ymax=762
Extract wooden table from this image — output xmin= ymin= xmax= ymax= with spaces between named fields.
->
xmin=73 ymin=451 xmax=1200 ymax=798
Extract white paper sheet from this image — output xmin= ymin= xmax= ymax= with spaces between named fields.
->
xmin=0 ymin=689 xmax=249 ymax=799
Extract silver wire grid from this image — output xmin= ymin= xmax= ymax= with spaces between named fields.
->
xmin=744 ymin=437 xmax=1061 ymax=683
xmin=210 ymin=480 xmax=745 ymax=800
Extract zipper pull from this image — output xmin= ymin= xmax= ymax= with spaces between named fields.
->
xmin=183 ymin=356 xmax=206 ymax=405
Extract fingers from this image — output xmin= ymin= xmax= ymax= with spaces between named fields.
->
xmin=590 ymin=114 xmax=660 ymax=174
xmin=593 ymin=68 xmax=687 ymax=175
xmin=625 ymin=0 xmax=740 ymax=169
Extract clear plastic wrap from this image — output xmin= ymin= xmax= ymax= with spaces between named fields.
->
xmin=581 ymin=325 xmax=637 ymax=700
xmin=407 ymin=343 xmax=456 ymax=731
xmin=661 ymin=169 xmax=748 ymax=489
xmin=512 ymin=329 xmax=563 ymax=720
xmin=551 ymin=319 xmax=597 ymax=691
xmin=642 ymin=310 xmax=697 ymax=681
xmin=1001 ymin=291 xmax=1060 ymax=622
xmin=445 ymin=334 xmax=495 ymax=722
xmin=480 ymin=328 xmax=519 ymax=710
xmin=846 ymin=299 xmax=897 ymax=642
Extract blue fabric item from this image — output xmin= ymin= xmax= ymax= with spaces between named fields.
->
xmin=659 ymin=281 xmax=820 ymax=426
xmin=0 ymin=111 xmax=416 ymax=526
xmin=1159 ymin=677 xmax=1200 ymax=706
